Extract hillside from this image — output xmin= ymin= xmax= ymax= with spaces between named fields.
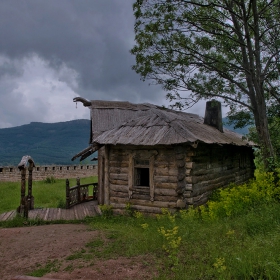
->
xmin=0 ymin=117 xmax=250 ymax=166
xmin=0 ymin=119 xmax=93 ymax=166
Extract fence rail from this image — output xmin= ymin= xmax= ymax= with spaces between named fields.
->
xmin=66 ymin=177 xmax=97 ymax=209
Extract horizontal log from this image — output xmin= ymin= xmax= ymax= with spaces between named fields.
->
xmin=154 ymin=188 xmax=177 ymax=196
xmin=109 ymin=167 xmax=129 ymax=174
xmin=193 ymin=195 xmax=209 ymax=207
xmin=154 ymin=167 xmax=178 ymax=176
xmin=110 ymin=173 xmax=128 ymax=181
xmin=110 ymin=203 xmax=163 ymax=214
xmin=130 ymin=193 xmax=151 ymax=200
xmin=110 ymin=190 xmax=128 ymax=198
xmin=154 ymin=182 xmax=177 ymax=189
xmin=109 ymin=161 xmax=129 ymax=168
xmin=110 ymin=197 xmax=177 ymax=208
xmin=193 ymin=191 xmax=211 ymax=203
xmin=109 ymin=179 xmax=128 ymax=185
xmin=154 ymin=175 xmax=177 ymax=183
xmin=155 ymin=195 xmax=178 ymax=202
xmin=110 ymin=184 xmax=128 ymax=192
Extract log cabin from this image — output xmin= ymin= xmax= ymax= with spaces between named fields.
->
xmin=72 ymin=98 xmax=255 ymax=214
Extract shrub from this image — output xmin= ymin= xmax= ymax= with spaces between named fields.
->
xmin=99 ymin=204 xmax=113 ymax=218
xmin=44 ymin=176 xmax=56 ymax=184
xmin=198 ymin=169 xmax=280 ymax=220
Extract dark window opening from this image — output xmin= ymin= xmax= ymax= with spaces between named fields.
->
xmin=0 ymin=168 xmax=3 ymax=172
xmin=45 ymin=167 xmax=48 ymax=171
xmin=135 ymin=167 xmax=150 ymax=187
xmin=52 ymin=167 xmax=55 ymax=171
xmin=60 ymin=167 xmax=62 ymax=170
xmin=37 ymin=167 xmax=40 ymax=171
xmin=10 ymin=168 xmax=13 ymax=172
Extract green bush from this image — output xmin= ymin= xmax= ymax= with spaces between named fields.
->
xmin=198 ymin=169 xmax=280 ymax=220
xmin=44 ymin=176 xmax=56 ymax=184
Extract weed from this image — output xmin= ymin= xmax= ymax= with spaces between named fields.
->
xmin=125 ymin=202 xmax=134 ymax=216
xmin=29 ymin=260 xmax=60 ymax=277
xmin=99 ymin=204 xmax=113 ymax=218
xmin=57 ymin=198 xmax=66 ymax=209
xmin=44 ymin=176 xmax=56 ymax=184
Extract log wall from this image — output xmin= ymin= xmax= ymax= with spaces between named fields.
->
xmin=183 ymin=143 xmax=255 ymax=206
xmin=104 ymin=143 xmax=255 ymax=213
xmin=107 ymin=145 xmax=179 ymax=214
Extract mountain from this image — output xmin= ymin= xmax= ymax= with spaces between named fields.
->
xmin=0 ymin=117 xmax=251 ymax=166
xmin=0 ymin=119 xmax=93 ymax=166
xmin=223 ymin=117 xmax=250 ymax=135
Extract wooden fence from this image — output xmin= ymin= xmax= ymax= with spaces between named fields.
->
xmin=66 ymin=177 xmax=98 ymax=209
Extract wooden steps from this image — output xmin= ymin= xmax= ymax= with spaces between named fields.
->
xmin=0 ymin=200 xmax=101 ymax=222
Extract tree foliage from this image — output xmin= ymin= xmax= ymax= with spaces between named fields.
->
xmin=131 ymin=0 xmax=280 ymax=168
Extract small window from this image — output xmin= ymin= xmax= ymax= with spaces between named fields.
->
xmin=0 ymin=168 xmax=3 ymax=173
xmin=81 ymin=166 xmax=83 ymax=169
xmin=45 ymin=167 xmax=48 ymax=171
xmin=52 ymin=167 xmax=55 ymax=171
xmin=86 ymin=165 xmax=89 ymax=169
xmin=60 ymin=167 xmax=62 ymax=170
xmin=134 ymin=159 xmax=150 ymax=187
xmin=74 ymin=166 xmax=76 ymax=170
xmin=67 ymin=166 xmax=70 ymax=170
xmin=10 ymin=168 xmax=13 ymax=172
xmin=37 ymin=167 xmax=40 ymax=171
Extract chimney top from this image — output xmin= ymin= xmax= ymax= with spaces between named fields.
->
xmin=203 ymin=100 xmax=223 ymax=132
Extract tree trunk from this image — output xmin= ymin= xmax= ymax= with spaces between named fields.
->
xmin=252 ymin=99 xmax=275 ymax=170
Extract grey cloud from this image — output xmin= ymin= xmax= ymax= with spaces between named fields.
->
xmin=0 ymin=0 xmax=187 ymax=128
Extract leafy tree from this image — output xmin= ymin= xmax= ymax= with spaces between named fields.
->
xmin=131 ymin=0 xmax=280 ymax=169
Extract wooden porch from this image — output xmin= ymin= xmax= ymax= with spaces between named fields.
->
xmin=0 ymin=200 xmax=101 ymax=222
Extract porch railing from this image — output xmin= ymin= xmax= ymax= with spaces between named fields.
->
xmin=66 ymin=177 xmax=98 ymax=209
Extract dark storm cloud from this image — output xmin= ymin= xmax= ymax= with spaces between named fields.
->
xmin=0 ymin=0 xmax=164 ymax=104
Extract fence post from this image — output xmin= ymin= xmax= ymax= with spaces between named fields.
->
xmin=93 ymin=183 xmax=97 ymax=200
xmin=66 ymin=179 xmax=70 ymax=209
xmin=27 ymin=163 xmax=34 ymax=211
xmin=77 ymin=177 xmax=80 ymax=203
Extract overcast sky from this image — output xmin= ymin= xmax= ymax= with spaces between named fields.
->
xmin=0 ymin=0 xmax=215 ymax=129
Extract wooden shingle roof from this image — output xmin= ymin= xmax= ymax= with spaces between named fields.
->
xmin=72 ymin=99 xmax=253 ymax=161
xmin=92 ymin=104 xmax=252 ymax=146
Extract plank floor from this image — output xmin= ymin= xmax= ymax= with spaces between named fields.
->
xmin=0 ymin=200 xmax=101 ymax=222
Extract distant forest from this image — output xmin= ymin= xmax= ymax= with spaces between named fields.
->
xmin=0 ymin=118 xmax=249 ymax=166
xmin=0 ymin=119 xmax=95 ymax=166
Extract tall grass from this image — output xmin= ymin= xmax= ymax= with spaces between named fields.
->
xmin=84 ymin=169 xmax=280 ymax=279
xmin=0 ymin=176 xmax=97 ymax=213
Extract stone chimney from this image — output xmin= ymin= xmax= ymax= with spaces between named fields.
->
xmin=203 ymin=100 xmax=223 ymax=132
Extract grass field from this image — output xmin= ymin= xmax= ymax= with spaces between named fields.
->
xmin=0 ymin=176 xmax=97 ymax=214
xmin=1 ymin=171 xmax=280 ymax=279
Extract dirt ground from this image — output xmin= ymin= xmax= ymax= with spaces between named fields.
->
xmin=0 ymin=224 xmax=157 ymax=280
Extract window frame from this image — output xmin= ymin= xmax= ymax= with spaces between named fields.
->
xmin=128 ymin=150 xmax=156 ymax=202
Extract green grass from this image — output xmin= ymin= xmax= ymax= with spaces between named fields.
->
xmin=79 ymin=202 xmax=280 ymax=280
xmin=3 ymin=170 xmax=280 ymax=279
xmin=0 ymin=176 xmax=97 ymax=214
